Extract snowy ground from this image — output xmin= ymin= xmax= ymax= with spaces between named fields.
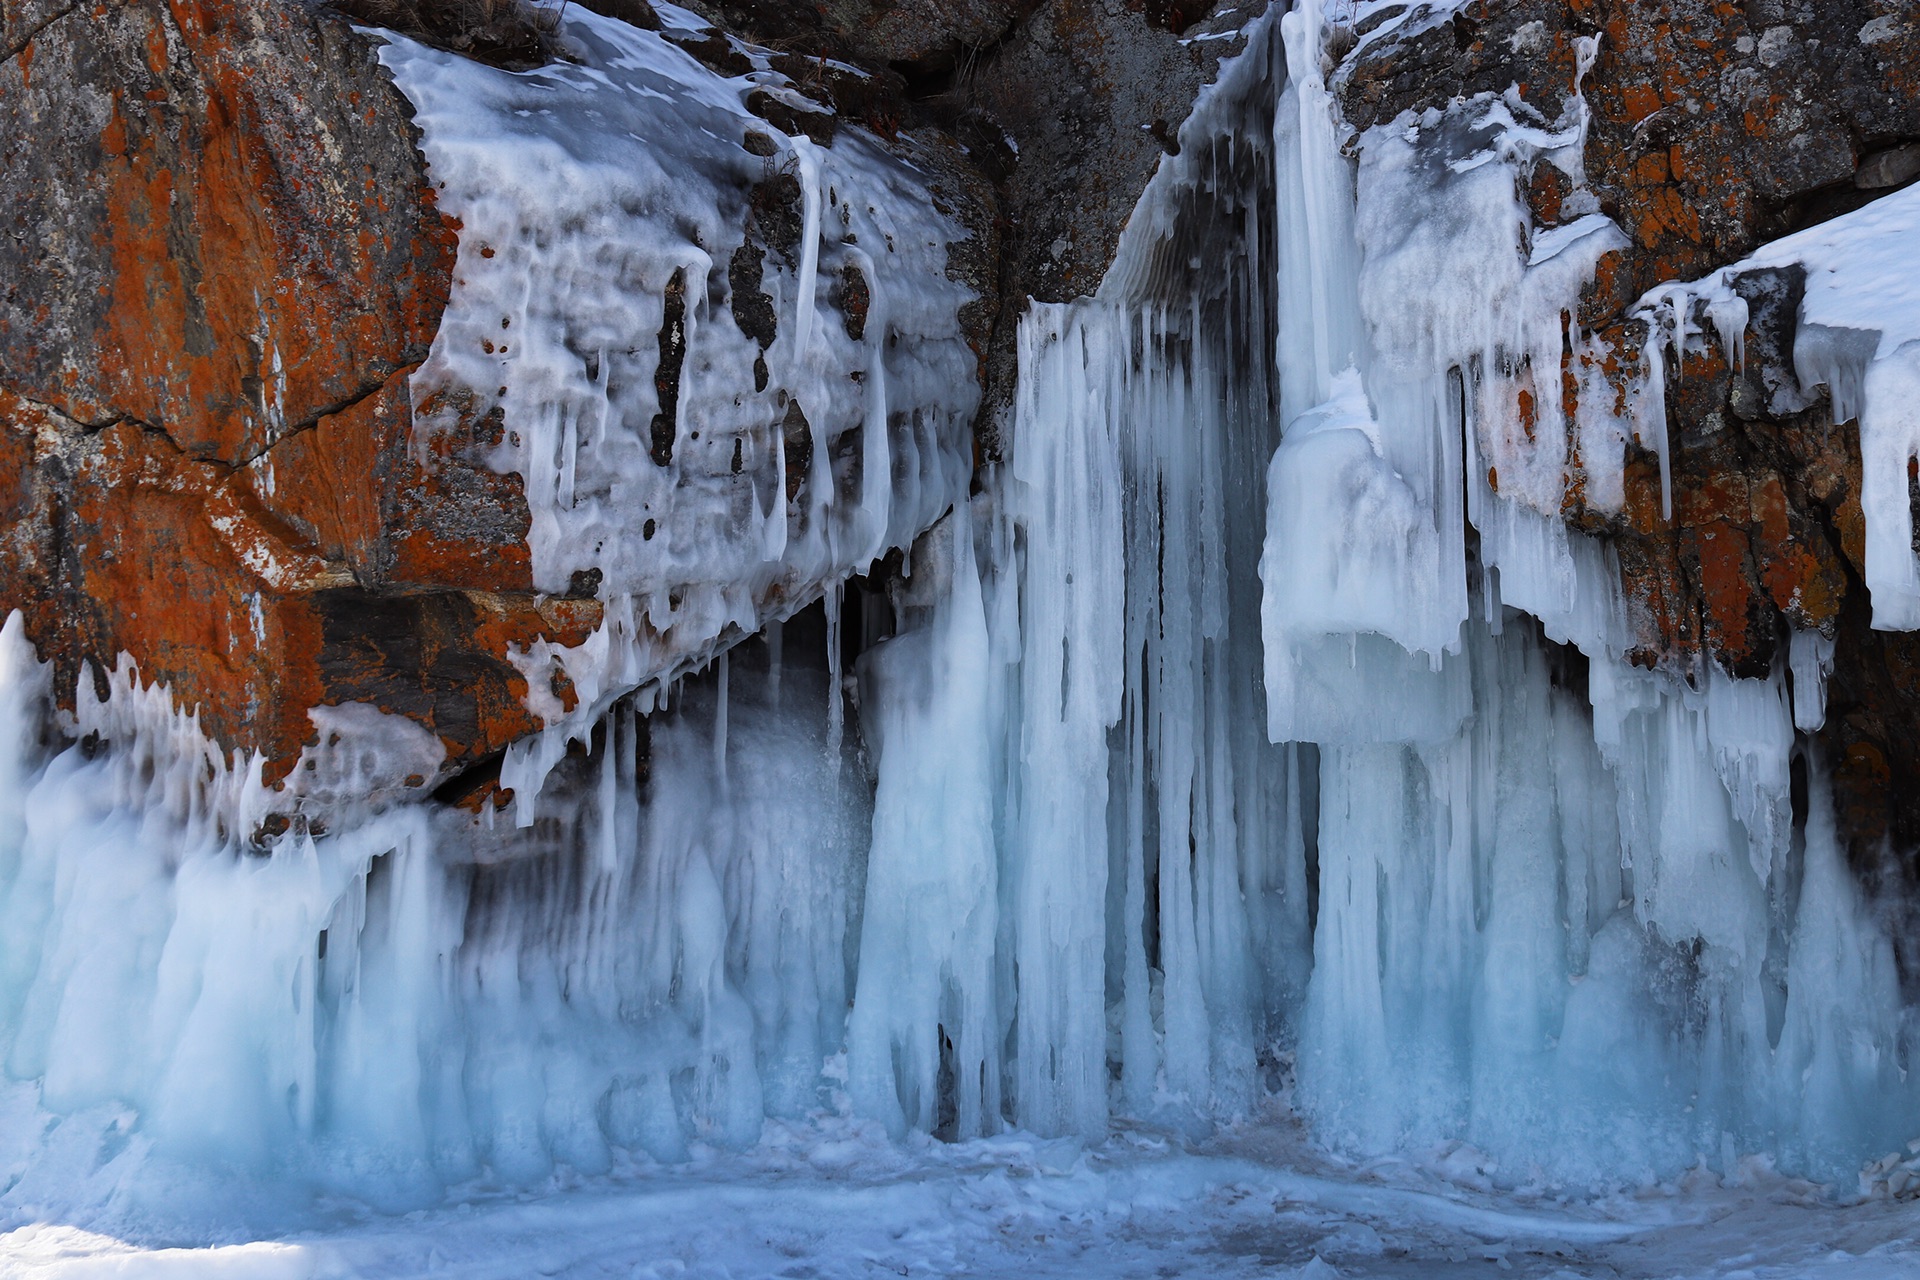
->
xmin=6 ymin=1113 xmax=1919 ymax=1279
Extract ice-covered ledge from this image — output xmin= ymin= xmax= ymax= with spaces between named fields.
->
xmin=1635 ymin=181 xmax=1920 ymax=631
xmin=379 ymin=3 xmax=990 ymax=815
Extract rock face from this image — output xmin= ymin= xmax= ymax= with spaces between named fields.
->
xmin=686 ymin=0 xmax=1272 ymax=449
xmin=960 ymin=0 xmax=1271 ymax=447
xmin=1337 ymin=0 xmax=1920 ymax=883
xmin=0 ymin=0 xmax=991 ymax=792
xmin=0 ymin=0 xmax=594 ymax=785
xmin=0 ymin=0 xmax=1261 ymax=794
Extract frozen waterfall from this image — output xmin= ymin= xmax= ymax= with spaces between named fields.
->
xmin=3 ymin=0 xmax=1920 ymax=1228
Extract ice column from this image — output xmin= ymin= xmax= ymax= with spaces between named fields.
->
xmin=1002 ymin=308 xmax=1127 ymax=1136
xmin=847 ymin=513 xmax=1006 ymax=1138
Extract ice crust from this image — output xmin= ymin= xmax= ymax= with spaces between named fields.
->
xmin=4 ymin=0 xmax=1920 ymax=1231
xmin=380 ymin=4 xmax=979 ymax=818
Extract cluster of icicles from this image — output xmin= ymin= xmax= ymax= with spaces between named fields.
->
xmin=2 ymin=0 xmax=1919 ymax=1219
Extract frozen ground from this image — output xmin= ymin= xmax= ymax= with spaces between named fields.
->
xmin=5 ymin=1113 xmax=1919 ymax=1279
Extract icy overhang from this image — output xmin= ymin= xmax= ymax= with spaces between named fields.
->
xmin=377 ymin=3 xmax=988 ymax=815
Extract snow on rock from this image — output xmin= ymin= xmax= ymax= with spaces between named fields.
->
xmin=379 ymin=3 xmax=983 ymax=819
xmin=1262 ymin=0 xmax=1642 ymax=743
xmin=1635 ymin=181 xmax=1920 ymax=630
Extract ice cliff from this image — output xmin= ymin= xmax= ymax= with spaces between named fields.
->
xmin=2 ymin=0 xmax=1920 ymax=1229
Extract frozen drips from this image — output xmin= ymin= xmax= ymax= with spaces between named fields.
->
xmin=379 ymin=2 xmax=978 ymax=819
xmin=0 ymin=620 xmax=866 ymax=1216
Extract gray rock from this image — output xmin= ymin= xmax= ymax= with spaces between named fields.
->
xmin=1856 ymin=143 xmax=1920 ymax=189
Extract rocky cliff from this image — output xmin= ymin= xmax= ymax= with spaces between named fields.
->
xmin=3 ymin=0 xmax=1919 ymax=874
xmin=2 ymin=0 xmax=562 ymax=788
xmin=0 ymin=0 xmax=1257 ymax=811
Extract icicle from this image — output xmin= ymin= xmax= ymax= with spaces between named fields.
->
xmin=825 ymin=578 xmax=845 ymax=757
xmin=1788 ymin=628 xmax=1835 ymax=732
xmin=1258 ymin=0 xmax=1920 ymax=1189
xmin=1273 ymin=0 xmax=1368 ymax=425
xmin=6 ymin=2 xmax=1920 ymax=1217
xmin=1858 ymin=344 xmax=1920 ymax=629
xmin=851 ymin=245 xmax=895 ymax=564
xmin=0 ymin=613 xmax=866 ymax=1203
xmin=792 ymin=138 xmax=824 ymax=360
xmin=714 ymin=650 xmax=731 ymax=798
xmin=767 ymin=617 xmax=784 ymax=711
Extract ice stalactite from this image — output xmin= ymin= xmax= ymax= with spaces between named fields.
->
xmin=1002 ymin=20 xmax=1311 ymax=1132
xmin=0 ymin=616 xmax=867 ymax=1214
xmin=1000 ymin=307 xmax=1131 ymax=1137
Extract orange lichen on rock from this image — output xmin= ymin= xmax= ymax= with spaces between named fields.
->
xmin=0 ymin=0 xmax=583 ymax=788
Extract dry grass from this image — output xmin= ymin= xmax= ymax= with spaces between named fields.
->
xmin=330 ymin=0 xmax=569 ymax=69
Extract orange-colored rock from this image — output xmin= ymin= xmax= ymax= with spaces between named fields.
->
xmin=0 ymin=0 xmax=597 ymax=791
xmin=3 ymin=0 xmax=457 ymax=463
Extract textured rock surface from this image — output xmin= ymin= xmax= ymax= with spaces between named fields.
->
xmin=680 ymin=0 xmax=1270 ymax=450
xmin=0 ymin=0 xmax=583 ymax=784
xmin=0 ymin=0 xmax=1008 ymax=793
xmin=1338 ymin=0 xmax=1920 ymax=877
xmin=0 ymin=0 xmax=1258 ymax=790
xmin=960 ymin=0 xmax=1269 ymax=448
xmin=1 ymin=0 xmax=451 ymax=462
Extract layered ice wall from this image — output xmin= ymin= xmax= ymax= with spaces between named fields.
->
xmin=837 ymin=39 xmax=1307 ymax=1129
xmin=0 ymin=1 xmax=970 ymax=1214
xmin=861 ymin=0 xmax=1920 ymax=1187
xmin=0 ymin=611 xmax=869 ymax=1216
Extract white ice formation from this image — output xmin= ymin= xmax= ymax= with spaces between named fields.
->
xmin=0 ymin=610 xmax=868 ymax=1215
xmin=380 ymin=3 xmax=982 ymax=819
xmin=1258 ymin=0 xmax=1918 ymax=1184
xmin=3 ymin=0 xmax=1920 ymax=1228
